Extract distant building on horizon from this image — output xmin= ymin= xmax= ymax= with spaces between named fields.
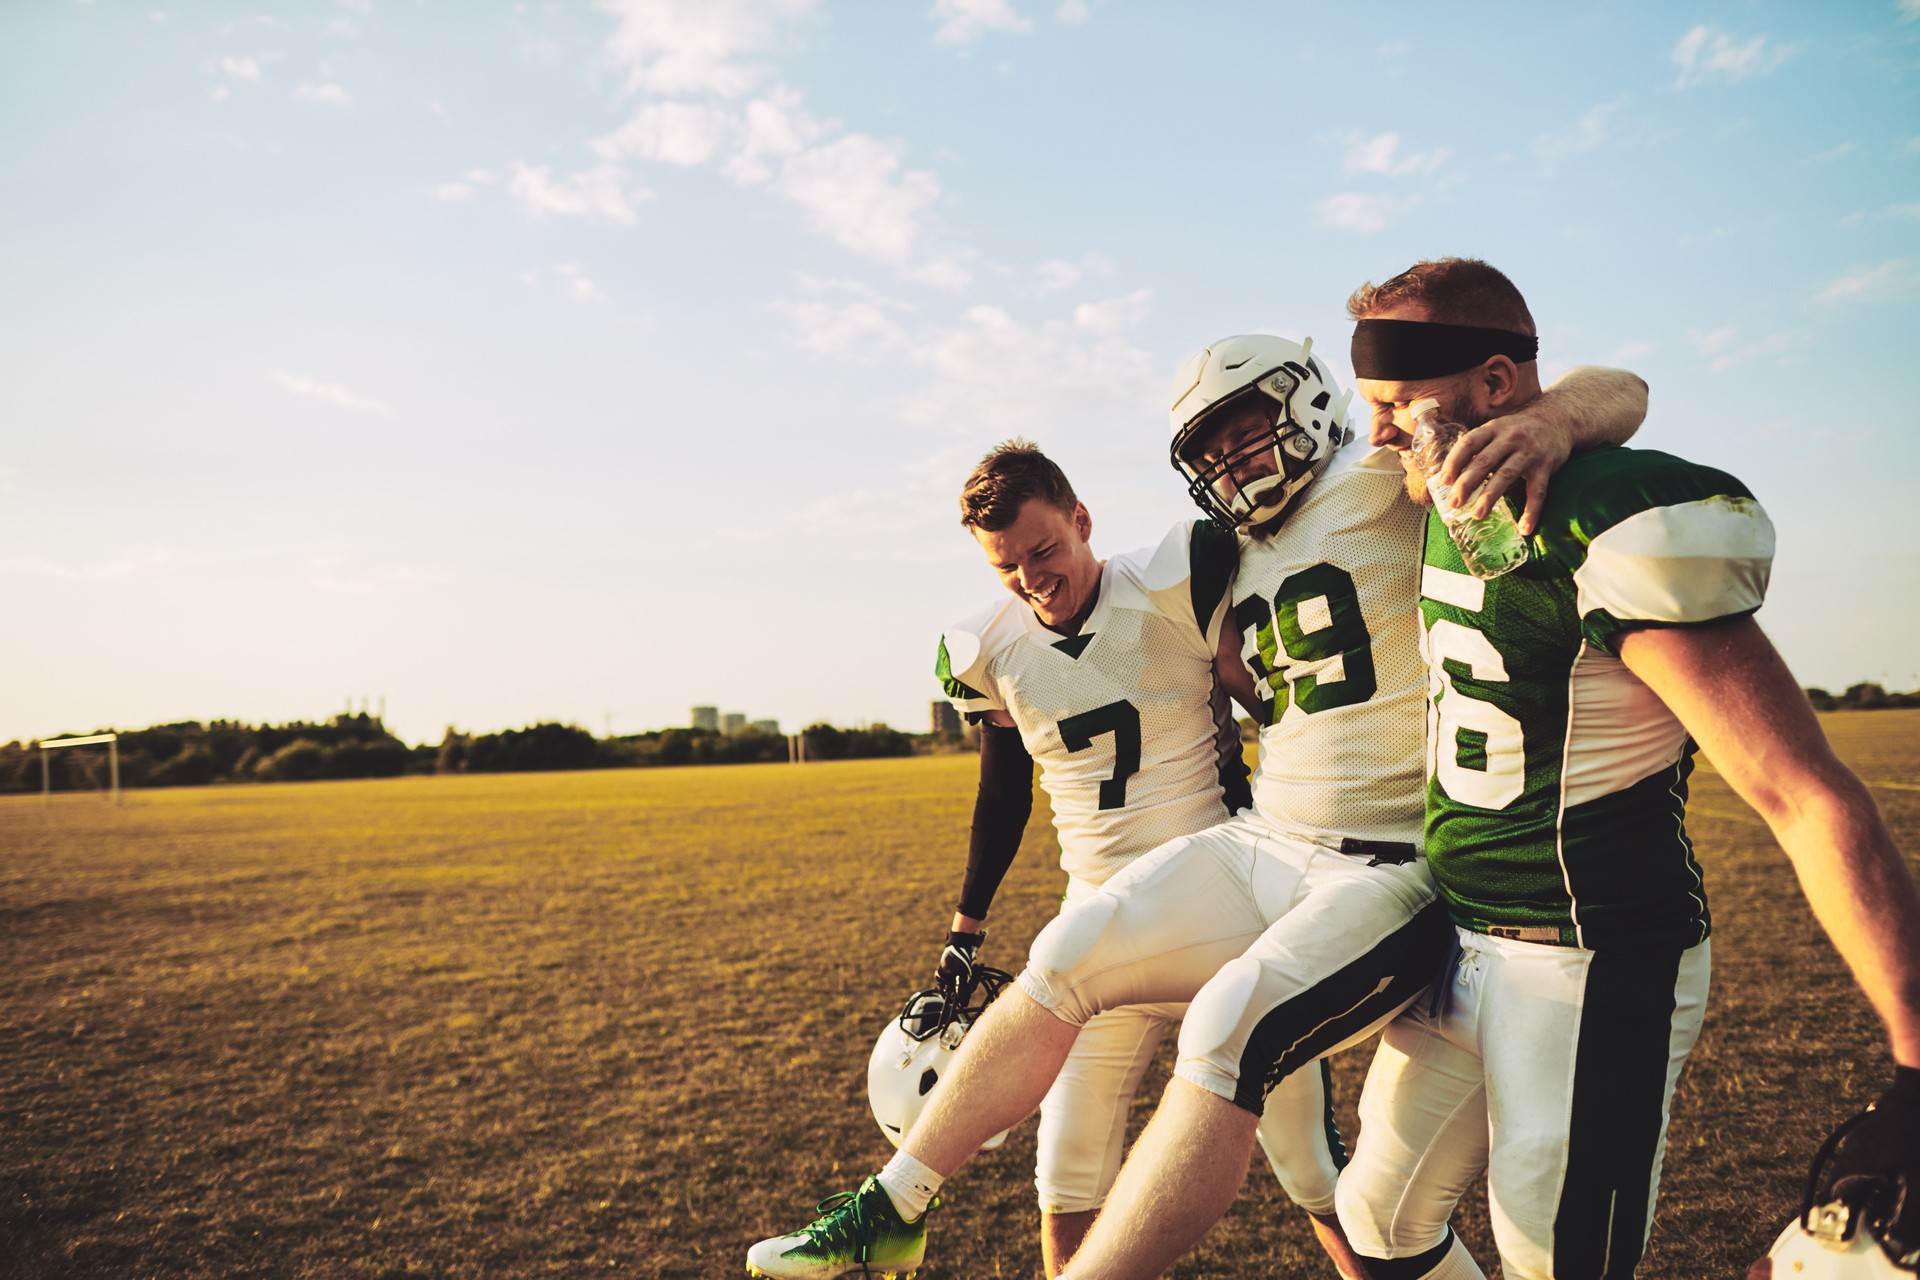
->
xmin=751 ymin=719 xmax=781 ymax=735
xmin=931 ymin=701 xmax=961 ymax=736
xmin=721 ymin=712 xmax=747 ymax=735
xmin=691 ymin=705 xmax=719 ymax=732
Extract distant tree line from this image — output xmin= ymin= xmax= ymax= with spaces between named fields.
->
xmin=1 ymin=714 xmax=918 ymax=792
xmin=1805 ymin=683 xmax=1920 ymax=711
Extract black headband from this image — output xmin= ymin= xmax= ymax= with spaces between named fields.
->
xmin=1350 ymin=318 xmax=1539 ymax=381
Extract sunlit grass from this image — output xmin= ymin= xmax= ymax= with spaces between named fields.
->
xmin=3 ymin=715 xmax=1916 ymax=1278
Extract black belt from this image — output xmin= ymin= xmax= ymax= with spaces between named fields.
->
xmin=1339 ymin=838 xmax=1419 ymax=866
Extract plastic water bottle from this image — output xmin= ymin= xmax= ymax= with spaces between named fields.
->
xmin=1409 ymin=398 xmax=1529 ymax=579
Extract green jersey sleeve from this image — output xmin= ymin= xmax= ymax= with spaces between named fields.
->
xmin=1534 ymin=449 xmax=1775 ymax=657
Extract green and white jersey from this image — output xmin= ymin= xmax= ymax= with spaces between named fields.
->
xmin=935 ymin=519 xmax=1240 ymax=886
xmin=1419 ymin=446 xmax=1775 ymax=951
xmin=1228 ymin=441 xmax=1429 ymax=847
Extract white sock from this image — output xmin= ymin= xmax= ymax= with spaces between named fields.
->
xmin=876 ymin=1150 xmax=944 ymax=1221
xmin=1418 ymin=1232 xmax=1487 ymax=1280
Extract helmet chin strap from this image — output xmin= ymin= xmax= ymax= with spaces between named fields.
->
xmin=1237 ymin=471 xmax=1291 ymax=521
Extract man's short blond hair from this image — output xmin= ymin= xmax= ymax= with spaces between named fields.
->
xmin=1347 ymin=257 xmax=1537 ymax=335
xmin=959 ymin=440 xmax=1078 ymax=532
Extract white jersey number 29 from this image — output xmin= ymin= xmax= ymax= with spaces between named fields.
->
xmin=1232 ymin=563 xmax=1378 ymax=725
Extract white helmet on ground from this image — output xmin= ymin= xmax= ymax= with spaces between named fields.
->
xmin=1750 ymin=1107 xmax=1919 ymax=1278
xmin=867 ymin=967 xmax=1015 ymax=1153
xmin=1168 ymin=334 xmax=1351 ymax=531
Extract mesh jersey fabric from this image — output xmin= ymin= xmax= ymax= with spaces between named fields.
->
xmin=1418 ymin=446 xmax=1775 ymax=950
xmin=1229 ymin=440 xmax=1429 ymax=847
xmin=935 ymin=519 xmax=1239 ymax=886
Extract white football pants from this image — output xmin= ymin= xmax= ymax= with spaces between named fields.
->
xmin=1018 ymin=813 xmax=1447 ymax=1137
xmin=1335 ymin=930 xmax=1710 ymax=1280
xmin=1035 ymin=880 xmax=1346 ymax=1215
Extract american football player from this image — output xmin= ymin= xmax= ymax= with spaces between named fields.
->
xmin=756 ymin=440 xmax=1365 ymax=1278
xmin=1328 ymin=257 xmax=1920 ymax=1280
xmin=747 ymin=337 xmax=1650 ymax=1279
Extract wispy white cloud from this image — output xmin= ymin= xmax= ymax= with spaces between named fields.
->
xmin=930 ymin=0 xmax=1032 ymax=44
xmin=508 ymin=161 xmax=654 ymax=224
xmin=1803 ymin=141 xmax=1857 ymax=164
xmin=1533 ymin=100 xmax=1622 ymax=162
xmin=1057 ymin=0 xmax=1088 ymax=22
xmin=896 ymin=302 xmax=1159 ymax=434
xmin=771 ymin=294 xmax=912 ymax=355
xmin=1316 ymin=192 xmax=1418 ymax=233
xmin=271 ymin=371 xmax=394 ymax=416
xmin=1072 ymin=288 xmax=1152 ymax=334
xmin=773 ymin=133 xmax=942 ymax=267
xmin=432 ymin=167 xmax=494 ymax=201
xmin=1684 ymin=327 xmax=1799 ymax=372
xmin=221 ymin=55 xmax=263 ymax=81
xmin=1339 ymin=131 xmax=1446 ymax=177
xmin=1671 ymin=26 xmax=1793 ymax=89
xmin=588 ymin=8 xmax=959 ymax=283
xmin=1818 ymin=258 xmax=1920 ymax=302
xmin=599 ymin=0 xmax=820 ymax=98
xmin=1607 ymin=341 xmax=1656 ymax=364
xmin=1030 ymin=253 xmax=1113 ymax=297
xmin=296 ymin=80 xmax=353 ymax=107
xmin=1839 ymin=202 xmax=1920 ymax=228
xmin=1900 ymin=0 xmax=1920 ymax=22
xmin=337 ymin=0 xmax=374 ymax=11
xmin=552 ymin=262 xmax=605 ymax=302
xmin=592 ymin=100 xmax=732 ymax=166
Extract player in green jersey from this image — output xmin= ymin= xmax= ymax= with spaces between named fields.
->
xmin=1332 ymin=257 xmax=1920 ymax=1280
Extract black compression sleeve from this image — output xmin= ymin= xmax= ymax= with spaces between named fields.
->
xmin=956 ymin=722 xmax=1034 ymax=920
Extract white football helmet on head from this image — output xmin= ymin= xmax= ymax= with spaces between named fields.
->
xmin=1168 ymin=333 xmax=1352 ymax=532
xmin=867 ymin=966 xmax=1015 ymax=1153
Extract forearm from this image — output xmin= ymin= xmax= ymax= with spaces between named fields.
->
xmin=955 ymin=723 xmax=1035 ymax=921
xmin=1538 ymin=365 xmax=1647 ymax=450
xmin=1765 ymin=778 xmax=1920 ymax=1066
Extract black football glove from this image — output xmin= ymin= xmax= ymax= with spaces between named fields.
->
xmin=1824 ymin=1066 xmax=1920 ymax=1270
xmin=934 ymin=929 xmax=986 ymax=1003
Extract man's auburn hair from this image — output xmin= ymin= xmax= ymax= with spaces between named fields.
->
xmin=1346 ymin=256 xmax=1537 ymax=336
xmin=960 ymin=439 xmax=1078 ymax=532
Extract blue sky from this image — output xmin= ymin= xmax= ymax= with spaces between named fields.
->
xmin=3 ymin=0 xmax=1917 ymax=748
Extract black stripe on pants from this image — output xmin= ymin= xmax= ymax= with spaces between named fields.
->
xmin=1552 ymin=946 xmax=1686 ymax=1279
xmin=1233 ymin=899 xmax=1452 ymax=1113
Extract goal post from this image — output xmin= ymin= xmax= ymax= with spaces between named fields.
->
xmin=39 ymin=733 xmax=120 ymax=806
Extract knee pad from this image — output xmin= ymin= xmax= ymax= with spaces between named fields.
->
xmin=1022 ymin=891 xmax=1122 ymax=1026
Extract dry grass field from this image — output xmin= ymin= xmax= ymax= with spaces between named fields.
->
xmin=3 ymin=709 xmax=1918 ymax=1279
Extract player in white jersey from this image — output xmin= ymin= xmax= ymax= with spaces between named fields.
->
xmin=745 ymin=339 xmax=1649 ymax=1280
xmin=920 ymin=440 xmax=1353 ymax=1276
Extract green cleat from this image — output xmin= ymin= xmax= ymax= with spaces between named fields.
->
xmin=745 ymin=1176 xmax=932 ymax=1279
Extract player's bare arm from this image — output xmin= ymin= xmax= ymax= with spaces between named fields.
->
xmin=1443 ymin=364 xmax=1649 ymax=533
xmin=1618 ymin=617 xmax=1920 ymax=1065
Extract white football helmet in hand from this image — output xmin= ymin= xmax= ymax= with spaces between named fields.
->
xmin=1751 ymin=1102 xmax=1920 ymax=1278
xmin=867 ymin=965 xmax=1016 ymax=1153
